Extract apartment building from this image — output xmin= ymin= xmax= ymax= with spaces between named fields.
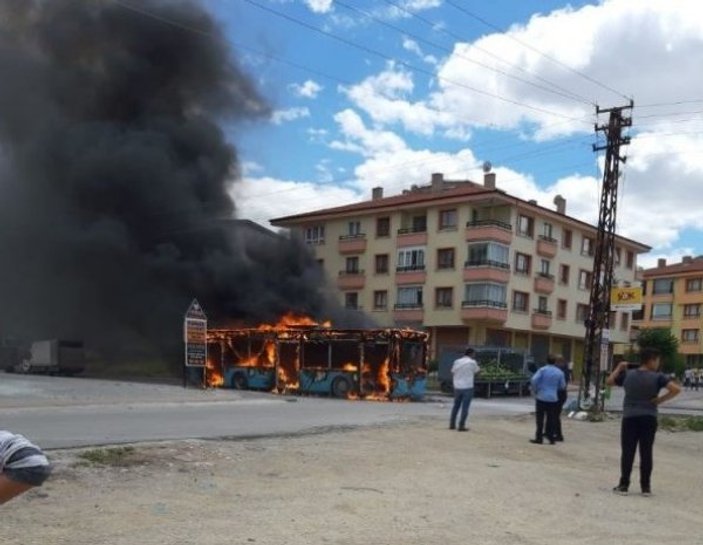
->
xmin=271 ymin=172 xmax=650 ymax=371
xmin=632 ymin=256 xmax=703 ymax=366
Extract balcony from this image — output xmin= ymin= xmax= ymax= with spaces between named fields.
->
xmin=463 ymin=260 xmax=511 ymax=283
xmin=460 ymin=300 xmax=508 ymax=323
xmin=536 ymin=236 xmax=558 ymax=258
xmin=534 ymin=273 xmax=555 ymax=294
xmin=337 ymin=270 xmax=365 ymax=290
xmin=338 ymin=234 xmax=367 ymax=254
xmin=393 ymin=303 xmax=424 ymax=323
xmin=531 ymin=309 xmax=553 ymax=330
xmin=395 ymin=265 xmax=427 ymax=285
xmin=465 ymin=220 xmax=513 ymax=245
xmin=396 ymin=227 xmax=428 ymax=247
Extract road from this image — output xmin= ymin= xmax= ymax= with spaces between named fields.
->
xmin=0 ymin=375 xmax=533 ymax=448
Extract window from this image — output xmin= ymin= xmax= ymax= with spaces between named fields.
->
xmin=435 ymin=287 xmax=454 ymax=308
xmin=562 ymin=229 xmax=572 ymax=249
xmin=537 ymin=296 xmax=549 ymax=313
xmin=373 ymin=290 xmax=388 ymax=310
xmin=517 ymin=214 xmax=534 ymax=238
xmin=467 ymin=242 xmax=510 ymax=268
xmin=439 ymin=209 xmax=458 ymax=230
xmin=347 ymin=221 xmax=362 ymax=236
xmin=559 ymin=264 xmax=570 ymax=285
xmin=304 ymin=224 xmax=325 ymax=244
xmin=609 ymin=311 xmax=617 ymax=327
xmin=515 ymin=253 xmax=532 ymax=275
xmin=621 ymin=312 xmax=629 ymax=331
xmin=374 ymin=254 xmax=389 ymax=274
xmin=651 ymin=303 xmax=673 ymax=320
xmin=626 ymin=250 xmax=634 ymax=269
xmin=397 ymin=247 xmax=425 ymax=271
xmin=686 ymin=278 xmax=703 ymax=292
xmin=464 ymin=283 xmax=507 ymax=307
xmin=539 ymin=259 xmax=552 ymax=277
xmin=345 ymin=257 xmax=359 ymax=274
xmin=576 ymin=304 xmax=590 ymax=323
xmin=412 ymin=215 xmax=427 ymax=232
xmin=542 ymin=222 xmax=554 ymax=240
xmin=376 ymin=217 xmax=390 ymax=237
xmin=682 ymin=329 xmax=699 ymax=343
xmin=557 ymin=299 xmax=567 ymax=320
xmin=581 ymin=236 xmax=594 ymax=257
xmin=578 ymin=270 xmax=593 ymax=290
xmin=396 ymin=286 xmax=423 ymax=308
xmin=632 ymin=308 xmax=644 ymax=321
xmin=684 ymin=304 xmax=701 ymax=318
xmin=437 ymin=248 xmax=455 ymax=270
xmin=513 ymin=291 xmax=529 ymax=312
xmin=345 ymin=292 xmax=359 ymax=310
xmin=652 ymin=278 xmax=674 ymax=295
xmin=615 ymin=247 xmax=622 ymax=266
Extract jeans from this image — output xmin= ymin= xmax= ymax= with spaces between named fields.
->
xmin=535 ymin=399 xmax=559 ymax=442
xmin=450 ymin=388 xmax=474 ymax=429
xmin=619 ymin=415 xmax=657 ymax=490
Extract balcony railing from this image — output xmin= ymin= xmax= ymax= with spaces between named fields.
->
xmin=461 ymin=300 xmax=508 ymax=309
xmin=339 ymin=269 xmax=364 ymax=276
xmin=466 ymin=219 xmax=512 ymax=230
xmin=396 ymin=265 xmax=426 ymax=272
xmin=539 ymin=235 xmax=558 ymax=244
xmin=394 ymin=303 xmax=424 ymax=310
xmin=397 ymin=226 xmax=427 ymax=234
xmin=537 ymin=272 xmax=555 ymax=280
xmin=464 ymin=259 xmax=510 ymax=270
xmin=339 ymin=233 xmax=366 ymax=240
xmin=533 ymin=308 xmax=552 ymax=316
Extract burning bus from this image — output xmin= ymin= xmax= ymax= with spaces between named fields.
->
xmin=205 ymin=315 xmax=428 ymax=401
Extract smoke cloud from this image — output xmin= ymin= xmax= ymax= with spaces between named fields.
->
xmin=0 ymin=0 xmax=362 ymax=364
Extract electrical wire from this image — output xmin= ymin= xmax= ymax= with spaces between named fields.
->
xmin=444 ymin=0 xmax=631 ymax=103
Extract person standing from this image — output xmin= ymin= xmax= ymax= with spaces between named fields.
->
xmin=606 ymin=348 xmax=681 ymax=496
xmin=0 ymin=430 xmax=51 ymax=505
xmin=449 ymin=348 xmax=480 ymax=432
xmin=530 ymin=355 xmax=566 ymax=445
xmin=684 ymin=367 xmax=693 ymax=390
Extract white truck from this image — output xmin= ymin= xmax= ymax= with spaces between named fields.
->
xmin=10 ymin=339 xmax=85 ymax=376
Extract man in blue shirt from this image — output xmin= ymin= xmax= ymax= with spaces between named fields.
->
xmin=530 ymin=355 xmax=566 ymax=445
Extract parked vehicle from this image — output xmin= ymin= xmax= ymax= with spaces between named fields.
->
xmin=438 ymin=346 xmax=534 ymax=398
xmin=5 ymin=339 xmax=85 ymax=376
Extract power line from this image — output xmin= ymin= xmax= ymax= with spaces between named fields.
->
xmin=241 ymin=0 xmax=582 ymax=121
xmin=379 ymin=0 xmax=594 ymax=106
xmin=637 ymin=99 xmax=703 ymax=109
xmin=334 ymin=0 xmax=593 ymax=107
xmin=444 ymin=0 xmax=631 ymax=102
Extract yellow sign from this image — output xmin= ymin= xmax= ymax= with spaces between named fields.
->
xmin=610 ymin=287 xmax=643 ymax=311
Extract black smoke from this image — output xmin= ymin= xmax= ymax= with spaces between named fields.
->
xmin=0 ymin=0 xmax=361 ymax=365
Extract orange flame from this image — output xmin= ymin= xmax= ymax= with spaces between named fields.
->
xmin=256 ymin=312 xmax=331 ymax=331
xmin=205 ymin=356 xmax=224 ymax=387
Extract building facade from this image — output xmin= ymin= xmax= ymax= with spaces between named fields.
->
xmin=632 ymin=256 xmax=703 ymax=367
xmin=272 ymin=172 xmax=650 ymax=372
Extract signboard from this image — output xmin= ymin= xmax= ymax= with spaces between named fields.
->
xmin=184 ymin=299 xmax=207 ymax=367
xmin=610 ymin=287 xmax=643 ymax=311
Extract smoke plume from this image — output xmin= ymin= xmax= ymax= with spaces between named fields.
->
xmin=0 ymin=0 xmax=361 ymax=364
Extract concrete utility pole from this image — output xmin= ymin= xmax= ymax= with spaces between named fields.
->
xmin=578 ymin=102 xmax=633 ymax=411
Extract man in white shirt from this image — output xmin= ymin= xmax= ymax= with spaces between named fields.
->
xmin=449 ymin=348 xmax=481 ymax=431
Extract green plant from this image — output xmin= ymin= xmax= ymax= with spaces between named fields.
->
xmin=77 ymin=446 xmax=137 ymax=466
xmin=635 ymin=329 xmax=684 ymax=375
xmin=658 ymin=415 xmax=703 ymax=432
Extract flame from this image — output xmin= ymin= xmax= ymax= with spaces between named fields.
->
xmin=256 ymin=312 xmax=331 ymax=331
xmin=342 ymin=363 xmax=358 ymax=372
xmin=205 ymin=356 xmax=224 ymax=387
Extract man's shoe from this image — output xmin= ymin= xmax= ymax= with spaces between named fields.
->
xmin=555 ymin=436 xmax=564 ymax=442
xmin=449 ymin=425 xmax=456 ymax=430
xmin=641 ymin=488 xmax=652 ymax=497
xmin=529 ymin=439 xmax=543 ymax=444
xmin=458 ymin=427 xmax=469 ymax=432
xmin=548 ymin=439 xmax=556 ymax=445
xmin=613 ymin=485 xmax=629 ymax=496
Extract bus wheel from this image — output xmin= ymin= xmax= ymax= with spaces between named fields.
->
xmin=331 ymin=376 xmax=352 ymax=399
xmin=231 ymin=372 xmax=248 ymax=390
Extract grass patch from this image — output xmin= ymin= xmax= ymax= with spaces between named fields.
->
xmin=76 ymin=446 xmax=138 ymax=466
xmin=659 ymin=415 xmax=703 ymax=432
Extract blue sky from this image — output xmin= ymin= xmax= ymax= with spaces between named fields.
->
xmin=202 ymin=0 xmax=703 ymax=267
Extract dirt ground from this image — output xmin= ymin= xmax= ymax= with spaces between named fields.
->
xmin=3 ymin=414 xmax=702 ymax=545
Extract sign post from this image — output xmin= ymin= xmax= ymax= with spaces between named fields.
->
xmin=184 ymin=299 xmax=207 ymax=389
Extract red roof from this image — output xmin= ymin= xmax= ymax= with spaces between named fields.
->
xmin=642 ymin=257 xmax=703 ymax=277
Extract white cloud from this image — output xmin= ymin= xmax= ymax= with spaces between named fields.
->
xmin=402 ymin=37 xmax=438 ymax=65
xmin=270 ymin=107 xmax=310 ymax=125
xmin=304 ymin=0 xmax=333 ymax=14
xmin=289 ymin=79 xmax=324 ymax=99
xmin=241 ymin=161 xmax=264 ymax=175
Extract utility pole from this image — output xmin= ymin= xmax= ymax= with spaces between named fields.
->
xmin=578 ymin=101 xmax=633 ymax=412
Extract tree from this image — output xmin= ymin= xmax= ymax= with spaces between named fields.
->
xmin=635 ymin=328 xmax=684 ymax=376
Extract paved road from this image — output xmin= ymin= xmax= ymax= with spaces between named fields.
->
xmin=0 ymin=375 xmax=533 ymax=448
